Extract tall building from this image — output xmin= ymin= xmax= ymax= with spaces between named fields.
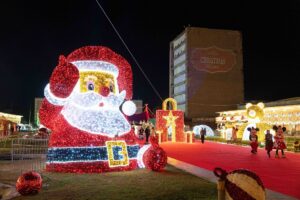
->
xmin=132 ymin=100 xmax=143 ymax=114
xmin=169 ymin=27 xmax=244 ymax=126
xmin=34 ymin=97 xmax=43 ymax=127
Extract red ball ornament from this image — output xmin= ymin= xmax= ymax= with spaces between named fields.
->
xmin=16 ymin=171 xmax=42 ymax=195
xmin=144 ymin=147 xmax=167 ymax=171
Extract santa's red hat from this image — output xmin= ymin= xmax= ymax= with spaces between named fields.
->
xmin=66 ymin=46 xmax=133 ymax=100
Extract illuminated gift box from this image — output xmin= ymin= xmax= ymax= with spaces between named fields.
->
xmin=156 ymin=98 xmax=185 ymax=143
xmin=185 ymin=131 xmax=194 ymax=143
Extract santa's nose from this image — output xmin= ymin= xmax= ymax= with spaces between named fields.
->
xmin=99 ymin=86 xmax=110 ymax=97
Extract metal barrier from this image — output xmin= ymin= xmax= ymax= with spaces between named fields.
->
xmin=10 ymin=138 xmax=48 ymax=172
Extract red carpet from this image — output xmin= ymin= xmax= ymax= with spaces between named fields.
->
xmin=160 ymin=141 xmax=300 ymax=199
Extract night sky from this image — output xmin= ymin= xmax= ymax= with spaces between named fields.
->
xmin=0 ymin=1 xmax=300 ymax=122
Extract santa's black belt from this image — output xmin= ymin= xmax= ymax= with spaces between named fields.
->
xmin=47 ymin=144 xmax=140 ymax=163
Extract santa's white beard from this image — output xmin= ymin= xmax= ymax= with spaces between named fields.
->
xmin=61 ymin=91 xmax=131 ymax=137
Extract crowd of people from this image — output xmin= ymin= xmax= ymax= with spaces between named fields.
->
xmin=133 ymin=121 xmax=155 ymax=144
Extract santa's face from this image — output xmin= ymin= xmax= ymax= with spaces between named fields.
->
xmin=61 ymin=70 xmax=131 ymax=137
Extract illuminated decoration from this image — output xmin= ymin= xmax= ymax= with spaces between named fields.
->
xmin=106 ymin=141 xmax=129 ymax=167
xmin=185 ymin=131 xmax=194 ymax=143
xmin=216 ymin=102 xmax=272 ymax=142
xmin=143 ymin=146 xmax=167 ymax=171
xmin=121 ymin=100 xmax=137 ymax=116
xmin=137 ymin=144 xmax=151 ymax=168
xmin=156 ymin=130 xmax=162 ymax=144
xmin=47 ymin=144 xmax=139 ymax=163
xmin=162 ymin=97 xmax=177 ymax=110
xmin=246 ymin=103 xmax=264 ymax=122
xmin=79 ymin=70 xmax=117 ymax=94
xmin=214 ymin=167 xmax=265 ymax=200
xmin=156 ymin=98 xmax=185 ymax=142
xmin=241 ymin=123 xmax=273 ymax=142
xmin=193 ymin=125 xmax=214 ymax=137
xmin=39 ymin=46 xmax=166 ymax=173
xmin=163 ymin=111 xmax=179 ymax=142
xmin=16 ymin=171 xmax=42 ymax=195
xmin=0 ymin=112 xmax=23 ymax=123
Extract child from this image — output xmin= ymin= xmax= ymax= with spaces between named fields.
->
xmin=265 ymin=130 xmax=273 ymax=158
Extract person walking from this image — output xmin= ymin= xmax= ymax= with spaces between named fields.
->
xmin=265 ymin=130 xmax=273 ymax=158
xmin=145 ymin=126 xmax=151 ymax=144
xmin=200 ymin=128 xmax=206 ymax=144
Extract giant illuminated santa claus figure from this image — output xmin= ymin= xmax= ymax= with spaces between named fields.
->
xmin=39 ymin=46 xmax=166 ymax=173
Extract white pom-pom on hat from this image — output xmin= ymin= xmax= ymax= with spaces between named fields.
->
xmin=122 ymin=100 xmax=136 ymax=116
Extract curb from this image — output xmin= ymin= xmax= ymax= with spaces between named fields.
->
xmin=167 ymin=157 xmax=297 ymax=200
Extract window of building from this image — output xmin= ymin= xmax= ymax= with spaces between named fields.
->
xmin=174 ymin=53 xmax=186 ymax=66
xmin=174 ymin=94 xmax=186 ymax=103
xmin=174 ymin=63 xmax=186 ymax=76
xmin=173 ymin=33 xmax=186 ymax=48
xmin=177 ymin=104 xmax=186 ymax=112
xmin=174 ymin=84 xmax=186 ymax=95
xmin=174 ymin=43 xmax=186 ymax=57
xmin=174 ymin=73 xmax=186 ymax=85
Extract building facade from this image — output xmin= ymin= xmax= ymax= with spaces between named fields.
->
xmin=169 ymin=27 xmax=244 ymax=125
xmin=216 ymin=97 xmax=300 ymax=137
xmin=0 ymin=112 xmax=22 ymax=137
xmin=34 ymin=97 xmax=43 ymax=127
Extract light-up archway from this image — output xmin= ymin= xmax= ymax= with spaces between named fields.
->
xmin=193 ymin=125 xmax=214 ymax=137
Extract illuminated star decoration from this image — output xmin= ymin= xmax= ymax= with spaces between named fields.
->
xmin=163 ymin=111 xmax=179 ymax=142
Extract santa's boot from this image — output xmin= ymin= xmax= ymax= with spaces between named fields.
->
xmin=275 ymin=153 xmax=279 ymax=158
xmin=281 ymin=153 xmax=286 ymax=158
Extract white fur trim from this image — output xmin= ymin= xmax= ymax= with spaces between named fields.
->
xmin=71 ymin=60 xmax=119 ymax=77
xmin=44 ymin=84 xmax=68 ymax=106
xmin=137 ymin=144 xmax=151 ymax=168
xmin=122 ymin=100 xmax=136 ymax=116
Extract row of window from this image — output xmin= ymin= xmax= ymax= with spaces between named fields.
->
xmin=177 ymin=104 xmax=186 ymax=112
xmin=174 ymin=43 xmax=186 ymax=58
xmin=174 ymin=53 xmax=186 ymax=66
xmin=174 ymin=63 xmax=186 ymax=76
xmin=174 ymin=84 xmax=186 ymax=94
xmin=174 ymin=73 xmax=186 ymax=85
xmin=174 ymin=93 xmax=186 ymax=104
xmin=173 ymin=33 xmax=186 ymax=48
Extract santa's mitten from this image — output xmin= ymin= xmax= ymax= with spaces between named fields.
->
xmin=49 ymin=55 xmax=79 ymax=98
xmin=143 ymin=145 xmax=167 ymax=171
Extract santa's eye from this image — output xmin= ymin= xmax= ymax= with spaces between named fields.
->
xmin=109 ymin=84 xmax=114 ymax=92
xmin=87 ymin=82 xmax=95 ymax=91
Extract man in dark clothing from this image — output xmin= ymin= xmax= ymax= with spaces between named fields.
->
xmin=145 ymin=127 xmax=151 ymax=144
xmin=265 ymin=129 xmax=273 ymax=158
xmin=200 ymin=128 xmax=206 ymax=144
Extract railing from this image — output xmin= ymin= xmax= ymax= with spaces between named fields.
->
xmin=10 ymin=138 xmax=48 ymax=172
xmin=11 ymin=138 xmax=48 ymax=160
